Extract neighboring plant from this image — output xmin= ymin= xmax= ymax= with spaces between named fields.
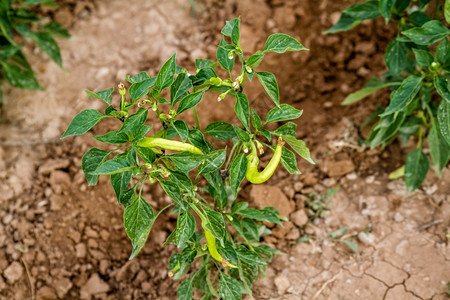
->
xmin=305 ymin=186 xmax=338 ymax=220
xmin=325 ymin=0 xmax=450 ymax=193
xmin=297 ymin=226 xmax=359 ymax=253
xmin=61 ymin=18 xmax=313 ymax=299
xmin=0 ymin=0 xmax=70 ymax=101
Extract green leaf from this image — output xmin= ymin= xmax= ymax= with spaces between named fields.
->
xmin=61 ymin=109 xmax=105 ymax=138
xmin=81 ymin=148 xmax=111 ymax=185
xmin=111 ymin=171 xmax=132 ymax=206
xmin=91 ymin=157 xmax=133 ymax=175
xmin=170 ymin=73 xmax=193 ymax=106
xmin=166 ymin=152 xmax=204 ymax=173
xmin=93 ymin=130 xmax=129 ymax=144
xmin=198 ymin=149 xmax=226 ymax=174
xmin=247 ymin=53 xmax=264 ymax=69
xmin=250 ymin=109 xmax=262 ymax=130
xmin=342 ymin=79 xmax=400 ymax=105
xmin=236 ymin=245 xmax=266 ymax=265
xmin=412 ymin=48 xmax=434 ymax=68
xmin=204 ymin=209 xmax=226 ymax=241
xmin=368 ymin=112 xmax=406 ymax=148
xmin=343 ymin=240 xmax=359 ymax=253
xmin=379 ymin=0 xmax=395 ymax=23
xmin=203 ymin=172 xmax=228 ymax=210
xmin=41 ymin=22 xmax=70 ymax=38
xmin=404 ymin=148 xmax=429 ymax=193
xmin=172 ymin=120 xmax=189 ymax=142
xmin=169 ymin=171 xmax=194 ymax=197
xmin=265 ymin=104 xmax=303 ymax=123
xmin=177 ymin=280 xmax=193 ymax=300
xmin=0 ymin=45 xmax=22 ymax=61
xmin=218 ymin=274 xmax=242 ymax=300
xmin=259 ymin=129 xmax=272 ymax=141
xmin=190 ymin=68 xmax=217 ymax=86
xmin=384 ymin=38 xmax=407 ymax=76
xmin=438 ymin=100 xmax=450 ymax=146
xmin=221 ymin=18 xmax=240 ymax=45
xmin=129 ymin=78 xmax=156 ymax=102
xmin=380 ymin=76 xmax=424 ymax=116
xmin=177 ymin=90 xmax=205 ymax=114
xmin=30 ymin=32 xmax=62 ymax=68
xmin=134 ymin=146 xmax=156 ymax=163
xmin=283 ymin=135 xmax=315 ymax=164
xmin=229 ymin=153 xmax=247 ymax=198
xmin=85 ymin=88 xmax=114 ymax=105
xmin=176 ymin=213 xmax=196 ymax=249
xmin=402 ymin=20 xmax=450 ymax=45
xmin=131 ymin=124 xmax=152 ymax=141
xmin=128 ymin=71 xmax=150 ymax=84
xmin=0 ymin=61 xmax=41 ymax=90
xmin=124 ymin=196 xmax=155 ymax=259
xmin=155 ymin=53 xmax=176 ymax=92
xmin=233 ymin=126 xmax=251 ymax=142
xmin=345 ymin=0 xmax=380 ymax=20
xmin=273 ymin=146 xmax=301 ymax=174
xmin=205 ymin=122 xmax=236 ymax=140
xmin=323 ymin=13 xmax=361 ymax=34
xmin=0 ymin=3 xmax=14 ymax=43
xmin=158 ymin=178 xmax=183 ymax=205
xmin=195 ymin=58 xmax=216 ymax=70
xmin=409 ymin=11 xmax=432 ymax=27
xmin=330 ymin=226 xmax=348 ymax=238
xmin=235 ymin=93 xmax=250 ymax=131
xmin=271 ymin=122 xmax=297 ymax=136
xmin=256 ymin=72 xmax=280 ymax=107
xmin=238 ymin=207 xmax=282 ymax=225
xmin=436 ymin=38 xmax=450 ymax=66
xmin=217 ymin=37 xmax=235 ymax=73
xmin=188 ymin=129 xmax=214 ymax=153
xmin=263 ymin=33 xmax=307 ymax=53
xmin=445 ymin=0 xmax=450 ymax=23
xmin=434 ymin=76 xmax=450 ymax=103
xmin=428 ymin=117 xmax=450 ymax=177
xmin=119 ymin=108 xmax=148 ymax=133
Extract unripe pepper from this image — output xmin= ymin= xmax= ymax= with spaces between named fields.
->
xmin=202 ymin=223 xmax=237 ymax=268
xmin=245 ymin=137 xmax=284 ymax=184
xmin=138 ymin=137 xmax=203 ymax=154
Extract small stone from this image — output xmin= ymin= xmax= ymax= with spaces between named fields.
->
xmin=346 ymin=173 xmax=358 ymax=180
xmin=55 ymin=277 xmax=73 ymax=298
xmin=290 ymin=210 xmax=309 ymax=227
xmin=116 ymin=260 xmax=140 ymax=282
xmin=293 ymin=181 xmax=303 ymax=192
xmin=75 ymin=243 xmax=87 ymax=258
xmin=302 ymin=174 xmax=318 ymax=186
xmin=141 ymin=282 xmax=152 ymax=294
xmin=80 ymin=273 xmax=110 ymax=299
xmin=38 ymin=159 xmax=70 ymax=175
xmin=37 ymin=286 xmax=57 ymax=299
xmin=99 ymin=260 xmax=111 ymax=275
xmin=322 ymin=178 xmax=336 ymax=187
xmin=50 ymin=195 xmax=65 ymax=211
xmin=84 ymin=227 xmax=99 ymax=238
xmin=49 ymin=170 xmax=71 ymax=194
xmin=87 ymin=239 xmax=98 ymax=249
xmin=4 ymin=261 xmax=23 ymax=284
xmin=250 ymin=185 xmax=294 ymax=218
xmin=323 ymin=160 xmax=355 ymax=177
xmin=274 ymin=273 xmax=290 ymax=294
xmin=358 ymin=232 xmax=375 ymax=245
xmin=286 ymin=228 xmax=300 ymax=240
xmin=394 ymin=212 xmax=404 ymax=222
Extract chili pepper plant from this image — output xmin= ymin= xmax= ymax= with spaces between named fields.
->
xmin=325 ymin=0 xmax=450 ymax=193
xmin=0 ymin=0 xmax=70 ymax=103
xmin=61 ymin=18 xmax=313 ymax=299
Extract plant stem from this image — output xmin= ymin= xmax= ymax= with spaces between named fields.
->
xmin=193 ymin=107 xmax=201 ymax=129
xmin=206 ymin=268 xmax=220 ymax=298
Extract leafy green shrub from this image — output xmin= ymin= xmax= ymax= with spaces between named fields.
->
xmin=61 ymin=18 xmax=313 ymax=299
xmin=326 ymin=0 xmax=450 ymax=193
xmin=0 ymin=0 xmax=70 ymax=100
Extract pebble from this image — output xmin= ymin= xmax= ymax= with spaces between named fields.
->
xmin=49 ymin=170 xmax=71 ymax=194
xmin=38 ymin=159 xmax=71 ymax=175
xmin=99 ymin=260 xmax=111 ymax=275
xmin=4 ymin=261 xmax=23 ymax=284
xmin=55 ymin=277 xmax=73 ymax=298
xmin=290 ymin=210 xmax=309 ymax=227
xmin=346 ymin=173 xmax=358 ymax=180
xmin=116 ymin=260 xmax=140 ymax=282
xmin=286 ymin=228 xmax=300 ymax=240
xmin=37 ymin=286 xmax=57 ymax=299
xmin=75 ymin=243 xmax=87 ymax=258
xmin=293 ymin=181 xmax=304 ymax=192
xmin=358 ymin=232 xmax=375 ymax=245
xmin=322 ymin=178 xmax=336 ymax=187
xmin=250 ymin=185 xmax=294 ymax=218
xmin=274 ymin=273 xmax=291 ymax=294
xmin=394 ymin=212 xmax=404 ymax=222
xmin=80 ymin=273 xmax=110 ymax=299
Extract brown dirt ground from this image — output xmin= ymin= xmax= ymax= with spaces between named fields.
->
xmin=0 ymin=0 xmax=449 ymax=299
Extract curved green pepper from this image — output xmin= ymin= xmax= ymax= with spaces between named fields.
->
xmin=245 ymin=137 xmax=284 ymax=184
xmin=138 ymin=137 xmax=203 ymax=154
xmin=203 ymin=223 xmax=237 ymax=268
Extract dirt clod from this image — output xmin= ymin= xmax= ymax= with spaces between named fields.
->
xmin=3 ymin=261 xmax=23 ymax=284
xmin=80 ymin=273 xmax=110 ymax=299
xmin=290 ymin=209 xmax=309 ymax=227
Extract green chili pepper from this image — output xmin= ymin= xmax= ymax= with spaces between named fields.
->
xmin=245 ymin=137 xmax=284 ymax=184
xmin=138 ymin=137 xmax=203 ymax=154
xmin=202 ymin=223 xmax=237 ymax=268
